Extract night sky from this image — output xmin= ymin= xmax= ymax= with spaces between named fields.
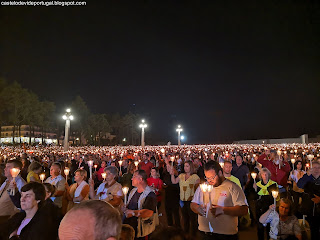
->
xmin=1 ymin=1 xmax=320 ymax=144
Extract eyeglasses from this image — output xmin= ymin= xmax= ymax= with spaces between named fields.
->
xmin=205 ymin=174 xmax=217 ymax=181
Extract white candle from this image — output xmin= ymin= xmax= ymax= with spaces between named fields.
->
xmin=251 ymin=172 xmax=257 ymax=183
xmin=64 ymin=167 xmax=70 ymax=180
xmin=40 ymin=173 xmax=46 ymax=183
xmin=88 ymin=160 xmax=93 ymax=179
xmin=94 ymin=164 xmax=98 ymax=171
xmin=134 ymin=161 xmax=139 ymax=169
xmin=101 ymin=172 xmax=107 ymax=181
xmin=272 ymin=190 xmax=278 ymax=208
xmin=10 ymin=168 xmax=20 ymax=195
xmin=219 ymin=162 xmax=224 ymax=168
xmin=122 ymin=187 xmax=129 ymax=205
xmin=291 ymin=159 xmax=295 ymax=169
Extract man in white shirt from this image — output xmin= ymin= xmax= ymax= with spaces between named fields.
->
xmin=0 ymin=160 xmax=26 ymax=224
xmin=191 ymin=161 xmax=248 ymax=240
xmin=45 ymin=162 xmax=66 ymax=208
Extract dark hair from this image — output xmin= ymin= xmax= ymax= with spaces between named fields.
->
xmin=121 ymin=224 xmax=135 ymax=240
xmin=184 ymin=160 xmax=195 ymax=174
xmin=28 ymin=161 xmax=42 ymax=172
xmin=204 ymin=160 xmax=222 ymax=174
xmin=21 ymin=182 xmax=46 ymax=201
xmin=135 ymin=170 xmax=148 ymax=183
xmin=7 ymin=160 xmax=23 ymax=170
xmin=294 ymin=160 xmax=303 ymax=170
xmin=278 ymin=198 xmax=293 ymax=216
xmin=43 ymin=183 xmax=56 ymax=197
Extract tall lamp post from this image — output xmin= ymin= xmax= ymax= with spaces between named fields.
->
xmin=176 ymin=125 xmax=183 ymax=146
xmin=62 ymin=109 xmax=73 ymax=152
xmin=139 ymin=119 xmax=147 ymax=147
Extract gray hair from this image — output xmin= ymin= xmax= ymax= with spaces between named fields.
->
xmin=70 ymin=200 xmax=121 ymax=240
xmin=104 ymin=166 xmax=118 ymax=178
xmin=259 ymin=167 xmax=271 ymax=180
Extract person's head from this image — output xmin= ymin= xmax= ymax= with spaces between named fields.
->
xmin=132 ymin=170 xmax=147 ymax=187
xmin=270 ymin=150 xmax=276 ymax=160
xmin=20 ymin=182 xmax=46 ymax=212
xmin=259 ymin=168 xmax=271 ymax=183
xmin=235 ymin=155 xmax=243 ymax=166
xmin=295 ymin=160 xmax=303 ymax=170
xmin=184 ymin=160 xmax=195 ymax=174
xmin=193 ymin=158 xmax=200 ymax=168
xmin=142 ymin=153 xmax=149 ymax=161
xmin=74 ymin=169 xmax=87 ymax=183
xmin=150 ymin=167 xmax=159 ymax=178
xmin=204 ymin=161 xmax=224 ymax=187
xmin=59 ymin=200 xmax=121 ymax=240
xmin=278 ymin=198 xmax=293 ymax=217
xmin=28 ymin=161 xmax=42 ymax=174
xmin=311 ymin=161 xmax=320 ymax=177
xmin=119 ymin=224 xmax=135 ymax=240
xmin=101 ymin=161 xmax=107 ymax=169
xmin=43 ymin=183 xmax=56 ymax=200
xmin=223 ymin=161 xmax=233 ymax=175
xmin=105 ymin=166 xmax=118 ymax=182
xmin=4 ymin=160 xmax=23 ymax=178
xmin=50 ymin=162 xmax=61 ymax=177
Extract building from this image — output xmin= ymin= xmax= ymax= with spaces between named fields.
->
xmin=0 ymin=125 xmax=58 ymax=144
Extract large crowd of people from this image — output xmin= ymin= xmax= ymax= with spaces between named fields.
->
xmin=0 ymin=143 xmax=319 ymax=240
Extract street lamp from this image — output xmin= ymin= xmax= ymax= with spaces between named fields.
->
xmin=139 ymin=119 xmax=147 ymax=147
xmin=176 ymin=125 xmax=183 ymax=146
xmin=62 ymin=108 xmax=73 ymax=152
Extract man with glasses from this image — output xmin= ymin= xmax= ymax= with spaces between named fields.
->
xmin=191 ymin=161 xmax=248 ymax=240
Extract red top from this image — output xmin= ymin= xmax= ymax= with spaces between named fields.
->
xmin=257 ymin=154 xmax=291 ymax=187
xmin=139 ymin=161 xmax=154 ymax=177
xmin=147 ymin=177 xmax=163 ymax=202
xmin=96 ymin=167 xmax=104 ymax=182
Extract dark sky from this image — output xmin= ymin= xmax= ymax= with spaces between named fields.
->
xmin=1 ymin=0 xmax=320 ymax=144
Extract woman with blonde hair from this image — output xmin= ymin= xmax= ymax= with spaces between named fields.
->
xmin=27 ymin=161 xmax=42 ymax=183
xmin=65 ymin=169 xmax=89 ymax=211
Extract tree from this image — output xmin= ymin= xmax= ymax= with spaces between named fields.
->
xmin=85 ymin=114 xmax=110 ymax=145
xmin=71 ymin=96 xmax=90 ymax=145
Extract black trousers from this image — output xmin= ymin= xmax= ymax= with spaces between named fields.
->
xmin=164 ymin=190 xmax=181 ymax=228
xmin=181 ymin=201 xmax=198 ymax=237
xmin=199 ymin=231 xmax=238 ymax=240
xmin=307 ymin=215 xmax=320 ymax=240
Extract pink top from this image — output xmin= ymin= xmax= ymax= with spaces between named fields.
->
xmin=17 ymin=218 xmax=32 ymax=235
xmin=96 ymin=167 xmax=105 ymax=181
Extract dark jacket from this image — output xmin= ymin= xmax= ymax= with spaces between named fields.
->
xmin=0 ymin=199 xmax=61 ymax=240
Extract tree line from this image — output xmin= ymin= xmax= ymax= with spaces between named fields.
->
xmin=0 ymin=79 xmax=140 ymax=146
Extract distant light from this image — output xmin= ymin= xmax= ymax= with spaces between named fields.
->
xmin=142 ymin=119 xmax=145 ymax=123
xmin=181 ymin=136 xmax=185 ymax=140
xmin=66 ymin=108 xmax=71 ymax=113
xmin=76 ymin=138 xmax=79 ymax=141
xmin=69 ymin=115 xmax=74 ymax=120
xmin=62 ymin=115 xmax=67 ymax=120
xmin=123 ymin=138 xmax=126 ymax=142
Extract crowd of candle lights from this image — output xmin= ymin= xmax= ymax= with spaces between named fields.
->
xmin=1 ymin=143 xmax=320 ymax=202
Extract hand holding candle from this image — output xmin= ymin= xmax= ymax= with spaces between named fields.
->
xmin=10 ymin=168 xmax=20 ymax=195
xmin=102 ymin=172 xmax=107 ymax=181
xmin=251 ymin=172 xmax=257 ymax=183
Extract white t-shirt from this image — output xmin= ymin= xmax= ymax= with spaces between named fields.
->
xmin=192 ymin=179 xmax=248 ymax=235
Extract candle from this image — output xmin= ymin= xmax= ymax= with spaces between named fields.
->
xmin=39 ymin=173 xmax=46 ymax=183
xmin=251 ymin=172 xmax=257 ymax=183
xmin=219 ymin=162 xmax=224 ymax=168
xmin=64 ymin=167 xmax=70 ymax=180
xmin=305 ymin=163 xmax=310 ymax=171
xmin=200 ymin=183 xmax=208 ymax=205
xmin=94 ymin=164 xmax=98 ymax=171
xmin=170 ymin=156 xmax=175 ymax=167
xmin=291 ymin=159 xmax=295 ymax=169
xmin=122 ymin=186 xmax=129 ymax=205
xmin=134 ymin=161 xmax=139 ymax=169
xmin=118 ymin=160 xmax=123 ymax=168
xmin=88 ymin=160 xmax=93 ymax=179
xmin=101 ymin=172 xmax=107 ymax=181
xmin=272 ymin=190 xmax=278 ymax=208
xmin=10 ymin=168 xmax=20 ymax=195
